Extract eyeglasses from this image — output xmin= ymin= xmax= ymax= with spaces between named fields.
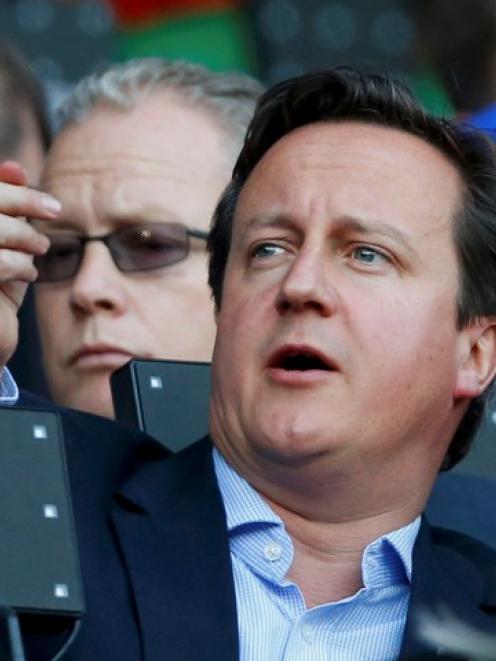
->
xmin=34 ymin=222 xmax=209 ymax=283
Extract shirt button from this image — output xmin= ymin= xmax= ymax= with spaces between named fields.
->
xmin=301 ymin=624 xmax=314 ymax=643
xmin=263 ymin=541 xmax=282 ymax=561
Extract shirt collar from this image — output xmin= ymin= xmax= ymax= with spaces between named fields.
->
xmin=0 ymin=367 xmax=19 ymax=405
xmin=213 ymin=446 xmax=282 ymax=531
xmin=213 ymin=446 xmax=420 ymax=588
xmin=362 ymin=517 xmax=420 ymax=587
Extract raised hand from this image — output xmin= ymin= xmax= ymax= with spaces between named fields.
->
xmin=0 ymin=160 xmax=61 ymax=368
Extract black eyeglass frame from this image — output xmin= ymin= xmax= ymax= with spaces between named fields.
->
xmin=34 ymin=223 xmax=209 ymax=283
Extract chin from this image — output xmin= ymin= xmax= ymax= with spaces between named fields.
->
xmin=252 ymin=425 xmax=334 ymax=466
xmin=82 ymin=397 xmax=115 ymax=420
xmin=52 ymin=376 xmax=115 ymax=420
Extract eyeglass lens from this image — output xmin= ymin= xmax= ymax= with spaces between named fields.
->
xmin=34 ymin=223 xmax=205 ymax=282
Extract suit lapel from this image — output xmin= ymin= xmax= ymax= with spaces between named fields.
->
xmin=400 ymin=519 xmax=496 ymax=659
xmin=110 ymin=442 xmax=496 ymax=660
xmin=110 ymin=438 xmax=238 ymax=661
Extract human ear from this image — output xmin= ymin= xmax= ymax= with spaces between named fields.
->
xmin=454 ymin=319 xmax=496 ymax=399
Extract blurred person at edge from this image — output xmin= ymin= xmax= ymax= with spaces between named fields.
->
xmin=0 ymin=38 xmax=48 ymax=185
xmin=0 ymin=38 xmax=51 ymax=395
xmin=31 ymin=59 xmax=262 ymax=418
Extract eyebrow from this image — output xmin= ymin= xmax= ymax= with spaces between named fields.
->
xmin=242 ymin=214 xmax=300 ymax=234
xmin=334 ymin=215 xmax=419 ymax=259
xmin=241 ymin=213 xmax=418 ymax=258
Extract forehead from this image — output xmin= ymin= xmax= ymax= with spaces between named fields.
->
xmin=45 ymin=92 xmax=230 ymax=175
xmin=40 ymin=92 xmax=233 ymax=231
xmin=235 ymin=121 xmax=463 ymax=233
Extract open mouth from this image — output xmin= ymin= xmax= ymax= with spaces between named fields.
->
xmin=269 ymin=347 xmax=335 ymax=372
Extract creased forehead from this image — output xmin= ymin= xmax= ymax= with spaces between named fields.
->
xmin=42 ymin=93 xmax=235 ymax=183
xmin=236 ymin=121 xmax=464 ymax=228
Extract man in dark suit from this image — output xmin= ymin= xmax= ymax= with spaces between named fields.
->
xmin=4 ymin=67 xmax=496 ymax=659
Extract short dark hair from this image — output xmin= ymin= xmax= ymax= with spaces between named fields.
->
xmin=0 ymin=39 xmax=50 ymax=158
xmin=207 ymin=67 xmax=496 ymax=470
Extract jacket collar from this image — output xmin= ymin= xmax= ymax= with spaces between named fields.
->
xmin=111 ymin=439 xmax=496 ymax=661
xmin=400 ymin=519 xmax=496 ymax=659
xmin=110 ymin=437 xmax=238 ymax=661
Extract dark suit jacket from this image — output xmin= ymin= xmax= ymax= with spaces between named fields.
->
xmin=427 ymin=471 xmax=496 ymax=549
xmin=13 ymin=401 xmax=496 ymax=661
xmin=16 ymin=391 xmax=168 ymax=661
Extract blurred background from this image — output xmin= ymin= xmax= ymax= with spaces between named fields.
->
xmin=3 ymin=0 xmax=496 ymax=476
xmin=5 ymin=0 xmax=495 ymax=121
xmin=3 ymin=0 xmax=496 ymax=141
xmin=3 ymin=0 xmax=496 ymax=128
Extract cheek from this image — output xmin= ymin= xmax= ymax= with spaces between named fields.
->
xmin=214 ymin=299 xmax=248 ymax=371
xmin=141 ymin=271 xmax=213 ymax=325
xmin=132 ymin=273 xmax=216 ymax=358
xmin=214 ymin=285 xmax=269 ymax=375
xmin=356 ymin=286 xmax=456 ymax=346
xmin=35 ymin=289 xmax=67 ymax=349
xmin=217 ymin=261 xmax=285 ymax=348
xmin=354 ymin=295 xmax=458 ymax=393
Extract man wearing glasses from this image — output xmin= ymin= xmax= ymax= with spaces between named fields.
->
xmin=30 ymin=58 xmax=262 ymax=418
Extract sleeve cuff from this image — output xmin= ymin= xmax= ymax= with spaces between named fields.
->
xmin=0 ymin=367 xmax=19 ymax=405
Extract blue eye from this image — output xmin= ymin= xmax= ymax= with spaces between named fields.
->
xmin=252 ymin=243 xmax=286 ymax=259
xmin=351 ymin=246 xmax=386 ymax=264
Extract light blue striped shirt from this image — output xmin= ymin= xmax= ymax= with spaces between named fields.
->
xmin=0 ymin=368 xmax=19 ymax=405
xmin=213 ymin=447 xmax=421 ymax=661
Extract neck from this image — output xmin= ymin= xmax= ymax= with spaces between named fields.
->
xmin=264 ymin=492 xmax=417 ymax=607
xmin=237 ymin=442 xmax=437 ymax=525
xmin=216 ymin=445 xmax=435 ymax=607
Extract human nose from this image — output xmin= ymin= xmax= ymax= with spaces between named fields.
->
xmin=69 ymin=241 xmax=128 ymax=316
xmin=275 ymin=248 xmax=337 ymax=317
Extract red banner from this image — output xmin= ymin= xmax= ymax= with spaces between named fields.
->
xmin=108 ymin=0 xmax=238 ymax=25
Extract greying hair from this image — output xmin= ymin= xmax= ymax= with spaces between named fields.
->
xmin=57 ymin=58 xmax=263 ymax=149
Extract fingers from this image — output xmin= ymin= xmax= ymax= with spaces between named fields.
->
xmin=0 ymin=162 xmax=52 ymax=368
xmin=0 ymin=280 xmax=30 ymax=311
xmin=0 ymin=162 xmax=56 ymax=293
xmin=0 ymin=181 xmax=61 ymax=220
xmin=0 ymin=249 xmax=38 ymax=284
xmin=0 ymin=160 xmax=61 ymax=220
xmin=0 ymin=161 xmax=28 ymax=186
xmin=0 ymin=161 xmax=61 ymax=220
xmin=0 ymin=214 xmax=50 ymax=255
